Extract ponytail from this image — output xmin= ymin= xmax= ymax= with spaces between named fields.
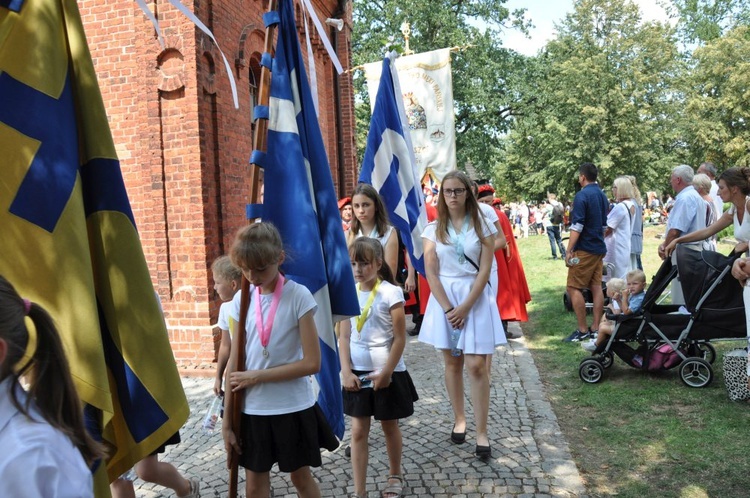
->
xmin=0 ymin=277 xmax=106 ymax=465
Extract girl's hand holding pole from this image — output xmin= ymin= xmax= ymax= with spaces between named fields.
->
xmin=228 ymin=370 xmax=260 ymax=392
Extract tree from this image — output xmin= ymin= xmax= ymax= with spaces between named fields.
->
xmin=351 ymin=0 xmax=531 ymax=181
xmin=669 ymin=0 xmax=750 ymax=45
xmin=680 ymin=25 xmax=750 ymax=168
xmin=499 ymin=0 xmax=682 ymax=200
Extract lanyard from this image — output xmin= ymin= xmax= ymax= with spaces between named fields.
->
xmin=253 ymin=275 xmax=285 ymax=358
xmin=355 ymin=279 xmax=381 ymax=336
xmin=448 ymin=215 xmax=469 ymax=264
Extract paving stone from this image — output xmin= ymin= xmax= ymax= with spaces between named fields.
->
xmin=130 ymin=322 xmax=585 ymax=496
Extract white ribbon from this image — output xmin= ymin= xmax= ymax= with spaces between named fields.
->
xmin=135 ymin=0 xmax=165 ymax=50
xmin=299 ymin=0 xmax=344 ymax=75
xmin=135 ymin=0 xmax=239 ymax=108
xmin=302 ymin=6 xmax=319 ymax=115
xmin=166 ymin=0 xmax=239 ymax=108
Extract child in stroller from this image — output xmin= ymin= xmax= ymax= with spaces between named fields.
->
xmin=583 ymin=270 xmax=647 ymax=363
xmin=579 ymin=246 xmax=746 ymax=387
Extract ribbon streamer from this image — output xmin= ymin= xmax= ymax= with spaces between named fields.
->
xmin=299 ymin=0 xmax=344 ymax=75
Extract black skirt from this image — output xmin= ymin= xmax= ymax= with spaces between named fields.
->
xmin=343 ymin=370 xmax=419 ymax=420
xmin=238 ymin=403 xmax=339 ymax=473
xmin=150 ymin=431 xmax=181 ymax=455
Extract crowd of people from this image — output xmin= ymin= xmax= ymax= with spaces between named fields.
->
xmin=559 ymin=161 xmax=750 ymax=380
xmin=3 ymin=162 xmax=749 ymax=498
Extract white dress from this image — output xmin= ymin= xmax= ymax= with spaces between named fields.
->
xmin=419 ymin=221 xmax=506 ymax=354
xmin=728 ymin=199 xmax=750 ymax=346
xmin=604 ymin=200 xmax=633 ymax=280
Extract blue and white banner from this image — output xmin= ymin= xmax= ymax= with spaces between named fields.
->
xmin=262 ymin=0 xmax=358 ymax=439
xmin=364 ymin=48 xmax=457 ymax=182
xmin=360 ymin=54 xmax=428 ymax=277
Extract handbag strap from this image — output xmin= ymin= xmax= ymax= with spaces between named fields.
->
xmin=462 ymin=253 xmax=491 ymax=288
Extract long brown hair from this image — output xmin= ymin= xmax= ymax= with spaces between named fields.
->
xmin=718 ymin=166 xmax=750 ymax=196
xmin=348 ymin=183 xmax=391 ymax=242
xmin=435 ymin=171 xmax=486 ymax=244
xmin=348 ymin=237 xmax=395 ymax=285
xmin=0 ymin=276 xmax=106 ymax=465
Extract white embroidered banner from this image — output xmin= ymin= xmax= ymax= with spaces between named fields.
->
xmin=364 ymin=48 xmax=456 ymax=183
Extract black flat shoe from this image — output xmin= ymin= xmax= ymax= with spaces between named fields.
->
xmin=450 ymin=427 xmax=466 ymax=444
xmin=475 ymin=444 xmax=491 ymax=459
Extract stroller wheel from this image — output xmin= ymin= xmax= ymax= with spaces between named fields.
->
xmin=598 ymin=351 xmax=614 ymax=369
xmin=679 ymin=358 xmax=714 ymax=388
xmin=694 ymin=343 xmax=716 ymax=364
xmin=579 ymin=359 xmax=604 ymax=384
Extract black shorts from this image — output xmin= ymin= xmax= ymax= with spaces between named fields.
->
xmin=238 ymin=404 xmax=339 ymax=473
xmin=343 ymin=370 xmax=419 ymax=420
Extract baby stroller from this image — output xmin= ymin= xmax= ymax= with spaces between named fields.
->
xmin=579 ymin=246 xmax=745 ymax=388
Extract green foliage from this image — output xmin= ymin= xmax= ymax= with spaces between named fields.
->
xmin=679 ymin=25 xmax=750 ymax=169
xmin=499 ymin=0 xmax=682 ymax=200
xmin=669 ymin=0 xmax=750 ymax=44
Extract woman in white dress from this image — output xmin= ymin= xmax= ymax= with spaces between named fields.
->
xmin=604 ymin=177 xmax=635 ymax=280
xmin=419 ymin=171 xmax=505 ymax=460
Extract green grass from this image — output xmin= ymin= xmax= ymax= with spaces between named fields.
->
xmin=517 ymin=226 xmax=750 ymax=498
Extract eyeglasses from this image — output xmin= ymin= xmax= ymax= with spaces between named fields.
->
xmin=443 ymin=188 xmax=467 ymax=197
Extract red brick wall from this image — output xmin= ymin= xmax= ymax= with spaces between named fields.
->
xmin=80 ymin=0 xmax=357 ymax=368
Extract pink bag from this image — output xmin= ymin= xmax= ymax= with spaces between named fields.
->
xmin=648 ymin=343 xmax=682 ymax=371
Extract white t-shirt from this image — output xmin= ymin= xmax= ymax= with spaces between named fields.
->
xmin=218 ymin=295 xmax=237 ymax=336
xmin=349 ymin=280 xmax=406 ymax=372
xmin=0 ymin=379 xmax=93 ymax=498
xmin=230 ymin=280 xmax=318 ymax=415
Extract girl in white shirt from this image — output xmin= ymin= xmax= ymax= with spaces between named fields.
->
xmin=339 ymin=238 xmax=418 ymax=498
xmin=222 ymin=223 xmax=338 ymax=498
xmin=0 ymin=275 xmax=104 ymax=498
xmin=347 ymin=183 xmax=416 ymax=295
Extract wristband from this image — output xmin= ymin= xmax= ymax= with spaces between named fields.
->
xmin=444 ymin=307 xmax=454 ymax=314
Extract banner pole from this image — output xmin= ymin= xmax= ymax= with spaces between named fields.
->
xmin=228 ymin=1 xmax=278 ymax=496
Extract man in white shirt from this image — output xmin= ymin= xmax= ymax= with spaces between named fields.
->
xmin=657 ymin=164 xmax=707 ymax=304
xmin=697 ymin=161 xmax=724 ymax=218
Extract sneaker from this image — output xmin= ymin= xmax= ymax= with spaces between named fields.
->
xmin=183 ymin=478 xmax=201 ymax=498
xmin=581 ymin=339 xmax=598 ymax=352
xmin=563 ymin=329 xmax=590 ymax=342
xmin=632 ymin=354 xmax=643 ymax=368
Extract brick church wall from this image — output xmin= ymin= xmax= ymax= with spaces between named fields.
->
xmin=79 ymin=0 xmax=357 ymax=368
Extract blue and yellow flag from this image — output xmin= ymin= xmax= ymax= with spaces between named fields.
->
xmin=0 ymin=0 xmax=189 ymax=489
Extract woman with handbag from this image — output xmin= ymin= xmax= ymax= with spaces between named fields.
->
xmin=418 ymin=171 xmax=506 ymax=460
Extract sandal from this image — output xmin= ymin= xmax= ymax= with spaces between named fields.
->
xmin=381 ymin=474 xmax=404 ymax=498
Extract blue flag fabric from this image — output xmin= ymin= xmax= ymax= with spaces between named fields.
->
xmin=262 ymin=0 xmax=358 ymax=439
xmin=0 ymin=0 xmax=188 ymax=489
xmin=359 ymin=55 xmax=428 ymax=276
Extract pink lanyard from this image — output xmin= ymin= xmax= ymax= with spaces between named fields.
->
xmin=253 ymin=275 xmax=285 ymax=358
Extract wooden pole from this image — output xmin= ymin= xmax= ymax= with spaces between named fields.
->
xmin=228 ymin=1 xmax=278 ymax=496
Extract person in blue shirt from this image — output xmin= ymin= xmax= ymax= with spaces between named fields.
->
xmin=563 ymin=162 xmax=610 ymax=342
